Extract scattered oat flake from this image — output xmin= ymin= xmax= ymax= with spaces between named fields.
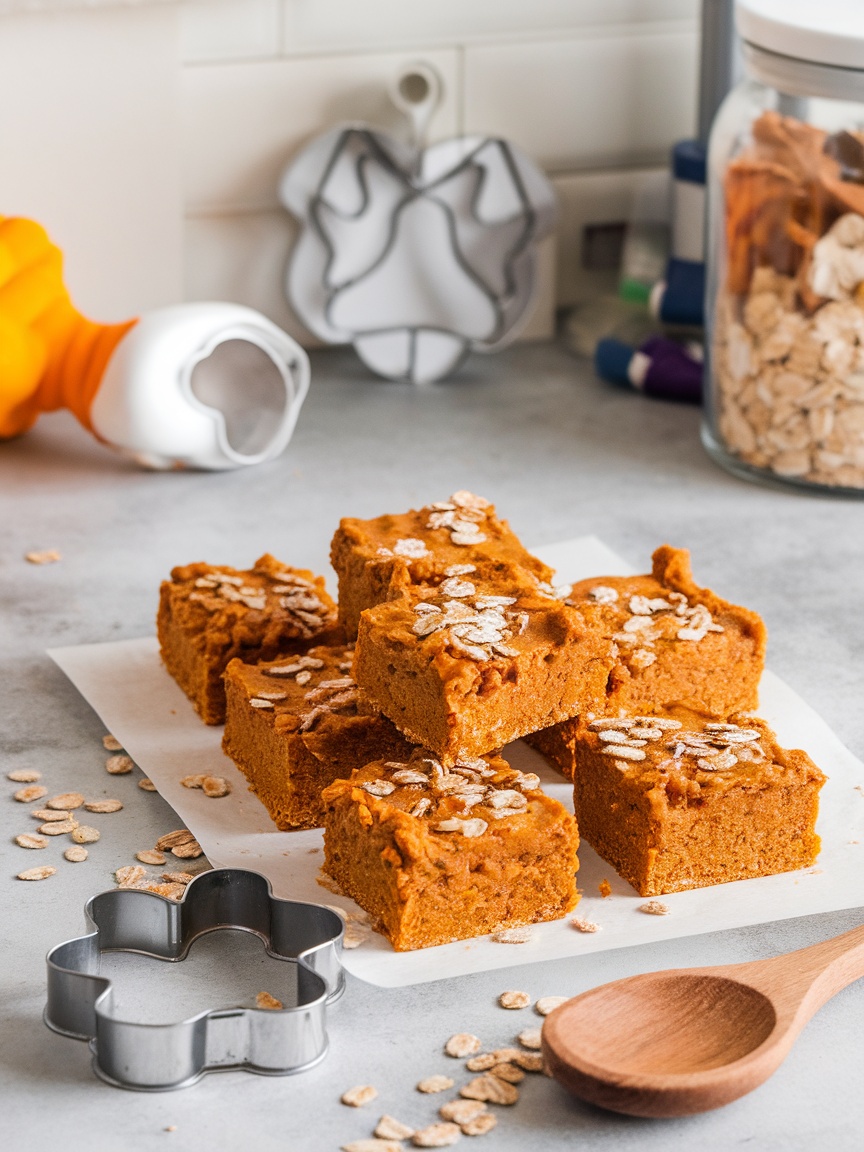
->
xmin=165 ymin=1128 xmax=177 ymax=1134
xmin=535 ymin=996 xmax=567 ymax=1016
xmin=102 ymin=734 xmax=123 ymax=751
xmin=491 ymin=926 xmax=533 ymax=944
xmin=255 ymin=991 xmax=283 ymax=1010
xmin=374 ymin=1115 xmax=415 ymax=1140
xmin=639 ymin=900 xmax=670 ymax=916
xmin=171 ymin=839 xmax=203 ymax=859
xmin=181 ymin=775 xmax=206 ymax=789
xmin=460 ymin=1073 xmax=519 ymax=1105
xmin=411 ymin=1122 xmax=462 ymax=1147
xmin=138 ymin=778 xmax=157 ymax=791
xmin=341 ymin=1085 xmax=378 ymax=1107
xmin=7 ymin=769 xmax=41 ymax=783
xmin=15 ymin=833 xmax=48 ymax=849
xmin=156 ymin=829 xmax=195 ymax=851
xmin=106 ymin=754 xmax=134 ymax=775
xmin=137 ymin=849 xmax=166 ymax=865
xmin=32 ymin=808 xmax=69 ymax=822
xmin=116 ymin=865 xmax=147 ymax=886
xmin=439 ymin=1099 xmax=486 ymax=1125
xmin=461 ymin=1113 xmax=496 ymax=1136
xmin=71 ymin=825 xmax=100 ymax=844
xmin=18 ymin=865 xmax=56 ymax=880
xmin=202 ymin=775 xmax=231 ymax=798
xmin=490 ymin=1062 xmax=524 ymax=1084
xmin=498 ymin=990 xmax=530 ymax=1010
xmin=571 ymin=917 xmax=600 ymax=933
xmin=64 ymin=846 xmax=88 ymax=862
xmin=47 ymin=792 xmax=84 ymax=810
xmin=39 ymin=820 xmax=77 ymax=836
xmin=342 ymin=1142 xmax=402 ymax=1152
xmin=512 ymin=1051 xmax=544 ymax=1072
xmin=465 ymin=1053 xmax=497 ymax=1072
xmin=518 ymin=1027 xmax=542 ymax=1050
xmin=162 ymin=871 xmax=195 ymax=884
xmin=25 ymin=549 xmax=61 ymax=564
xmin=84 ymin=799 xmax=123 ymax=813
xmin=598 ymin=879 xmax=612 ymax=898
xmin=444 ymin=1032 xmax=482 ymax=1058
xmin=14 ymin=785 xmax=47 ymax=802
xmin=417 ymin=1075 xmax=454 ymax=1094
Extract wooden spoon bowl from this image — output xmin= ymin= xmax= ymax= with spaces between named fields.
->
xmin=543 ymin=924 xmax=864 ymax=1117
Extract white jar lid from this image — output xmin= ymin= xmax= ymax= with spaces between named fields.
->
xmin=736 ymin=0 xmax=864 ymax=70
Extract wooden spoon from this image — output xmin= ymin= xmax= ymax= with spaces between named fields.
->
xmin=542 ymin=924 xmax=864 ymax=1117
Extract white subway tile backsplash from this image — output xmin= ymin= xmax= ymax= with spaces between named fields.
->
xmin=464 ymin=30 xmax=698 ymax=173
xmin=181 ymin=50 xmax=460 ymax=213
xmin=279 ymin=0 xmax=699 ymax=56
xmin=181 ymin=0 xmax=281 ymax=64
xmin=184 ymin=209 xmax=318 ymax=345
xmin=552 ymin=167 xmax=668 ymax=306
xmin=0 ymin=5 xmax=182 ymax=320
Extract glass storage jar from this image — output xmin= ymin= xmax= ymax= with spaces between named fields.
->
xmin=704 ymin=0 xmax=864 ymax=493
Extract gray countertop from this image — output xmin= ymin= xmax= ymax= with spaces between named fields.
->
xmin=3 ymin=341 xmax=864 ymax=1150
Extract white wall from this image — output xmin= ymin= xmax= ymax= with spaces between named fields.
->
xmin=0 ymin=0 xmax=699 ymax=337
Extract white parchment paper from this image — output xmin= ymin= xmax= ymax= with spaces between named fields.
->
xmin=48 ymin=536 xmax=864 ymax=987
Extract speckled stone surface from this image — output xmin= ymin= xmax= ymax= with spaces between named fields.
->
xmin=3 ymin=343 xmax=864 ymax=1150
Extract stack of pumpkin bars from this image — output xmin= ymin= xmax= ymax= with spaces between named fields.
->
xmin=157 ymin=492 xmax=825 ymax=952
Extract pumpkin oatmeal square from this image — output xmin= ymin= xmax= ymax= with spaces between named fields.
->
xmin=351 ymin=568 xmax=613 ymax=765
xmin=526 ymin=546 xmax=767 ymax=779
xmin=330 ymin=490 xmax=554 ymax=639
xmin=571 ymin=713 xmax=824 ymax=896
xmin=157 ymin=554 xmax=343 ymax=725
xmin=222 ymin=645 xmax=414 ymax=830
xmin=321 ymin=750 xmax=579 ymax=951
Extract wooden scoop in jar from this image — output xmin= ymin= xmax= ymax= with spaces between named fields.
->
xmin=542 ymin=924 xmax=864 ymax=1117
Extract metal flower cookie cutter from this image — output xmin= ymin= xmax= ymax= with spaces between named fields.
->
xmin=44 ymin=868 xmax=344 ymax=1091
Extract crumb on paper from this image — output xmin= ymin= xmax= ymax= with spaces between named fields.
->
xmin=255 ymin=991 xmax=283 ymax=1010
xmin=598 ymin=879 xmax=612 ymax=898
xmin=25 ymin=549 xmax=61 ymax=565
xmin=639 ymin=900 xmax=670 ymax=916
xmin=491 ymin=926 xmax=533 ymax=944
xmin=570 ymin=917 xmax=600 ymax=933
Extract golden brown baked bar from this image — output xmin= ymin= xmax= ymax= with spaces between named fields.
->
xmin=222 ymin=645 xmax=414 ymax=830
xmin=352 ymin=567 xmax=614 ymax=765
xmin=572 ymin=713 xmax=824 ymax=896
xmin=158 ymin=554 xmax=343 ymax=724
xmin=331 ymin=490 xmax=554 ymax=639
xmin=526 ymin=546 xmax=767 ymax=779
xmin=321 ymin=750 xmax=578 ymax=950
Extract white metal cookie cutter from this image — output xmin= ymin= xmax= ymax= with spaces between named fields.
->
xmin=279 ymin=63 xmax=557 ymax=384
xmin=44 ymin=868 xmax=344 ymax=1090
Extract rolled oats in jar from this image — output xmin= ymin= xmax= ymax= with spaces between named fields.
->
xmin=704 ymin=0 xmax=864 ymax=493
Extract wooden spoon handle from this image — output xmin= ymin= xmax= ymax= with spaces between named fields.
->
xmin=740 ymin=921 xmax=864 ymax=1019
